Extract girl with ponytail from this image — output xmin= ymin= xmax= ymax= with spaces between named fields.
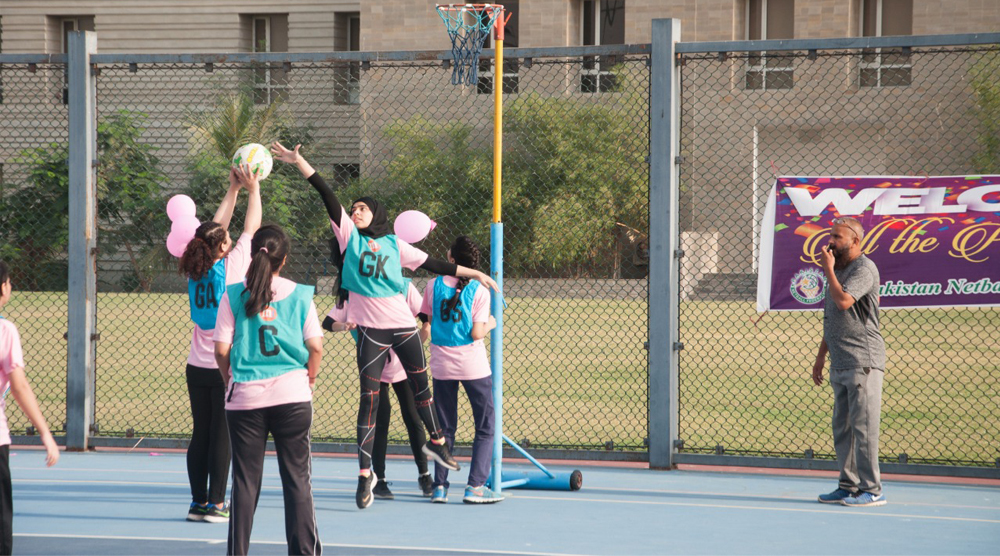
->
xmin=213 ymin=225 xmax=324 ymax=555
xmin=419 ymin=236 xmax=501 ymax=504
xmin=177 ymin=164 xmax=262 ymax=524
xmin=271 ymin=141 xmax=499 ymax=510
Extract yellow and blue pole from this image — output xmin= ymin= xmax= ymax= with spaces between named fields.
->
xmin=488 ymin=6 xmax=505 ymax=495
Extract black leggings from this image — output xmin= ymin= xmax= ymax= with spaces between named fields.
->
xmin=356 ymin=326 xmax=441 ymax=471
xmin=373 ymin=380 xmax=428 ymax=480
xmin=185 ymin=364 xmax=230 ymax=505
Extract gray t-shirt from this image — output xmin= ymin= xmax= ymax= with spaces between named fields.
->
xmin=823 ymin=254 xmax=887 ymax=370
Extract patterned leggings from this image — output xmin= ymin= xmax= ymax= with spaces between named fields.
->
xmin=355 ymin=326 xmax=442 ymax=471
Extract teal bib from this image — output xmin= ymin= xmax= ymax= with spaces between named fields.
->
xmin=431 ymin=277 xmax=480 ymax=347
xmin=341 ymin=229 xmax=405 ymax=298
xmin=188 ymin=260 xmax=226 ymax=330
xmin=227 ymin=282 xmax=314 ymax=383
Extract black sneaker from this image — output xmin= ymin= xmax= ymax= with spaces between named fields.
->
xmin=418 ymin=473 xmax=434 ymax=497
xmin=422 ymin=441 xmax=460 ymax=471
xmin=186 ymin=502 xmax=208 ymax=522
xmin=356 ymin=473 xmax=375 ymax=509
xmin=204 ymin=501 xmax=230 ymax=523
xmin=373 ymin=479 xmax=394 ymax=500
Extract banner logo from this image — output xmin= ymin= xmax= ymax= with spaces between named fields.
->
xmin=790 ymin=268 xmax=826 ymax=305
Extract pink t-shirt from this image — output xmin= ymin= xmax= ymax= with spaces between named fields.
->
xmin=0 ymin=319 xmax=25 ymax=446
xmin=330 ymin=210 xmax=429 ymax=329
xmin=214 ymin=276 xmax=322 ymax=410
xmin=420 ymin=276 xmax=492 ymax=381
xmin=327 ymin=282 xmax=423 ymax=384
xmin=187 ymin=233 xmax=253 ymax=369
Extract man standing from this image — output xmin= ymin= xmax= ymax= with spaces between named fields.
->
xmin=812 ymin=217 xmax=887 ymax=507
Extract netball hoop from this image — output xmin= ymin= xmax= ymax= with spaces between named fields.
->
xmin=436 ymin=4 xmax=505 ymax=86
xmin=435 ymin=3 xmax=583 ymax=495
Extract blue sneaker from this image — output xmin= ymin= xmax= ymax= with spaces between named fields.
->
xmin=841 ymin=491 xmax=887 ymax=507
xmin=463 ymin=485 xmax=504 ymax=504
xmin=431 ymin=485 xmax=448 ymax=504
xmin=817 ymin=488 xmax=854 ymax=504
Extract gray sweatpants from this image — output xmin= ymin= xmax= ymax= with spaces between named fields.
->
xmin=830 ymin=367 xmax=883 ymax=496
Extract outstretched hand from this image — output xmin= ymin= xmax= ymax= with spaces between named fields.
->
xmin=270 ymin=141 xmax=301 ymax=164
xmin=477 ymin=272 xmax=500 ymax=293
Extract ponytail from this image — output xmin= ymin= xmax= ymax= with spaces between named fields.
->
xmin=243 ymin=225 xmax=291 ymax=318
xmin=179 ymin=222 xmax=227 ymax=281
xmin=444 ymin=236 xmax=481 ymax=317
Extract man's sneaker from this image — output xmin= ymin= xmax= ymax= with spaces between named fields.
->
xmin=204 ymin=502 xmax=230 ymax=523
xmin=422 ymin=441 xmax=460 ymax=471
xmin=463 ymin=485 xmax=504 ymax=504
xmin=841 ymin=491 xmax=887 ymax=507
xmin=356 ymin=473 xmax=376 ymax=509
xmin=373 ymin=479 xmax=395 ymax=500
xmin=430 ymin=485 xmax=448 ymax=503
xmin=186 ymin=502 xmax=209 ymax=522
xmin=817 ymin=488 xmax=855 ymax=504
xmin=418 ymin=473 xmax=434 ymax=497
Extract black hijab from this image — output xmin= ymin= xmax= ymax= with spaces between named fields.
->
xmin=352 ymin=196 xmax=392 ymax=239
xmin=330 ymin=196 xmax=393 ymax=307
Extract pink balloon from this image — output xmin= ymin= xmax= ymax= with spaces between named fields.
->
xmin=171 ymin=216 xmax=200 ymax=238
xmin=394 ymin=210 xmax=437 ymax=244
xmin=166 ymin=231 xmax=190 ymax=258
xmin=166 ymin=195 xmax=196 ymax=222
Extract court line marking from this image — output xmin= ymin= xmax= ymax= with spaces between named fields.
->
xmin=13 ymin=533 xmax=585 ymax=556
xmin=506 ymin=494 xmax=1000 ymax=524
xmin=18 ymin=478 xmax=1000 ymax=513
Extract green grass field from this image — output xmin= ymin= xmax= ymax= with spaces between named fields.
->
xmin=4 ymin=292 xmax=997 ymax=465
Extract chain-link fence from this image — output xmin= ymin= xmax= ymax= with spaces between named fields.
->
xmin=88 ymin=51 xmax=651 ymax=452
xmin=2 ymin=34 xmax=997 ymax=470
xmin=0 ymin=62 xmax=71 ymax=437
xmin=677 ymin=46 xmax=1000 ymax=467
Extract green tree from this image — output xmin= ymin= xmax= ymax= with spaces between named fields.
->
xmin=0 ymin=111 xmax=170 ymax=291
xmin=970 ymin=53 xmax=1000 ymax=173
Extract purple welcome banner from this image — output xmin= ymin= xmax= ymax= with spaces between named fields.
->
xmin=757 ymin=175 xmax=1000 ymax=311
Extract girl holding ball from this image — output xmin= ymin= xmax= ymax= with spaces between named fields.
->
xmin=177 ymin=164 xmax=262 ymax=523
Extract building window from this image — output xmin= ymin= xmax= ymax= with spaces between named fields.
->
xmin=334 ymin=12 xmax=361 ymax=105
xmin=860 ymin=0 xmax=912 ymax=87
xmin=746 ymin=0 xmax=794 ymax=90
xmin=477 ymin=2 xmax=519 ymax=95
xmin=332 ymin=163 xmax=360 ymax=187
xmin=581 ymin=0 xmax=625 ymax=94
xmin=247 ymin=14 xmax=288 ymax=104
xmin=57 ymin=16 xmax=95 ymax=104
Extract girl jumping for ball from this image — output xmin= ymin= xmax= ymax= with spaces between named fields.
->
xmin=271 ymin=141 xmax=498 ymax=510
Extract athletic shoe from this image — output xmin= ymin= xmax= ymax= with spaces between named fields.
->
xmin=463 ymin=485 xmax=504 ymax=504
xmin=356 ymin=473 xmax=376 ymax=509
xmin=841 ymin=491 xmax=887 ymax=507
xmin=373 ymin=479 xmax=395 ymax=500
xmin=204 ymin=501 xmax=230 ymax=523
xmin=817 ymin=488 xmax=855 ymax=504
xmin=186 ymin=502 xmax=209 ymax=522
xmin=422 ymin=441 xmax=461 ymax=471
xmin=431 ymin=485 xmax=448 ymax=504
xmin=418 ymin=473 xmax=434 ymax=497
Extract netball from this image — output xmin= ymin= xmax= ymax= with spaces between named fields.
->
xmin=231 ymin=143 xmax=273 ymax=180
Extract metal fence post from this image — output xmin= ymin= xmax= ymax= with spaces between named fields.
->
xmin=649 ymin=18 xmax=681 ymax=469
xmin=67 ymin=30 xmax=98 ymax=451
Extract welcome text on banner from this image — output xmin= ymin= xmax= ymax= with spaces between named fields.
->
xmin=757 ymin=175 xmax=1000 ymax=311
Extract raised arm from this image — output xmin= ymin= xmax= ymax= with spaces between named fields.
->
xmin=235 ymin=163 xmax=263 ymax=237
xmin=271 ymin=142 xmax=344 ymax=223
xmin=212 ymin=168 xmax=243 ymax=229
